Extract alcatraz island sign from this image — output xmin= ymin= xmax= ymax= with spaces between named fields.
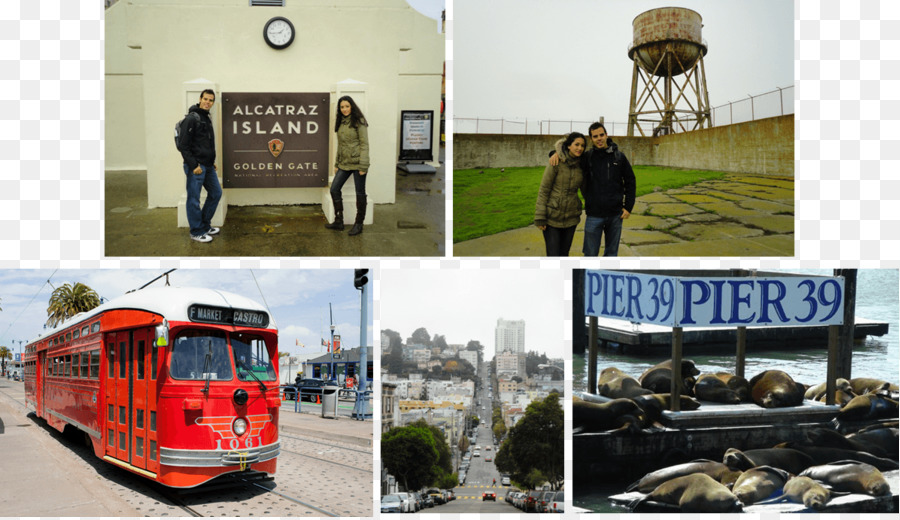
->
xmin=222 ymin=92 xmax=329 ymax=188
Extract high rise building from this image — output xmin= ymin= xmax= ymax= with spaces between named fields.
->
xmin=495 ymin=318 xmax=525 ymax=354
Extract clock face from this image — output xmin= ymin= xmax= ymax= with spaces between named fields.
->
xmin=264 ymin=17 xmax=294 ymax=49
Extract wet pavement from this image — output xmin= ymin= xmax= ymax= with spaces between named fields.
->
xmin=453 ymin=173 xmax=794 ymax=257
xmin=105 ymin=151 xmax=445 ymax=258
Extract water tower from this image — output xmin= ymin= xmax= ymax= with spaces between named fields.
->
xmin=627 ymin=7 xmax=712 ymax=136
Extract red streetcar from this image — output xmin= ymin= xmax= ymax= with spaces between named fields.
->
xmin=23 ymin=287 xmax=281 ymax=488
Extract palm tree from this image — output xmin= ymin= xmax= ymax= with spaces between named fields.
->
xmin=0 ymin=346 xmax=11 ymax=376
xmin=46 ymin=282 xmax=101 ymax=328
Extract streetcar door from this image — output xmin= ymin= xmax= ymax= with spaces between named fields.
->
xmin=129 ymin=328 xmax=153 ymax=471
xmin=105 ymin=331 xmax=131 ymax=461
xmin=36 ymin=351 xmax=45 ymax=417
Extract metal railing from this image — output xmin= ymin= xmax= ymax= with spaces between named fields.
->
xmin=454 ymin=86 xmax=794 ymax=135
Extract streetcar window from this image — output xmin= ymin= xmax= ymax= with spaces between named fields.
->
xmin=107 ymin=343 xmax=114 ymax=378
xmin=71 ymin=355 xmax=78 ymax=378
xmin=232 ymin=333 xmax=276 ymax=382
xmin=82 ymin=326 xmax=89 ymax=337
xmin=136 ymin=340 xmax=145 ymax=380
xmin=170 ymin=330 xmax=232 ymax=381
xmin=92 ymin=322 xmax=100 ymax=333
xmin=151 ymin=343 xmax=158 ymax=380
xmin=66 ymin=333 xmax=71 ymax=342
xmin=150 ymin=411 xmax=156 ymax=432
xmin=150 ymin=440 xmax=157 ymax=461
xmin=73 ymin=329 xmax=79 ymax=339
xmin=119 ymin=341 xmax=126 ymax=379
xmin=90 ymin=350 xmax=100 ymax=379
xmin=81 ymin=352 xmax=90 ymax=378
xmin=65 ymin=355 xmax=71 ymax=377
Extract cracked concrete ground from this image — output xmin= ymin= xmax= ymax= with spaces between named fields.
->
xmin=453 ymin=173 xmax=794 ymax=257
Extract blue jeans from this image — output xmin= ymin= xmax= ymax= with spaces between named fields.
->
xmin=330 ymin=168 xmax=367 ymax=201
xmin=183 ymin=163 xmax=222 ymax=237
xmin=583 ymin=215 xmax=623 ymax=256
xmin=542 ymin=225 xmax=577 ymax=256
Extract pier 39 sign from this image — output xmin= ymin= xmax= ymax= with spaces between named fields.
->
xmin=222 ymin=92 xmax=329 ymax=188
xmin=585 ymin=271 xmax=845 ymax=328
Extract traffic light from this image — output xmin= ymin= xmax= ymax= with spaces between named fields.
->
xmin=354 ymin=269 xmax=369 ymax=290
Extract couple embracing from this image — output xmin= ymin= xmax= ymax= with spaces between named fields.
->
xmin=534 ymin=123 xmax=636 ymax=257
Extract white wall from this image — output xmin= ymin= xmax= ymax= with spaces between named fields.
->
xmin=105 ymin=0 xmax=443 ymax=208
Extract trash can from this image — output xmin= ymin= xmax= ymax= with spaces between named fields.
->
xmin=321 ymin=385 xmax=340 ymax=418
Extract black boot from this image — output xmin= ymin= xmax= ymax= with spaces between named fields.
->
xmin=348 ymin=196 xmax=366 ymax=236
xmin=325 ymin=199 xmax=344 ymax=230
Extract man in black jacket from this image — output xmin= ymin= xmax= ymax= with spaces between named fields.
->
xmin=579 ymin=123 xmax=635 ymax=256
xmin=178 ymin=89 xmax=222 ymax=243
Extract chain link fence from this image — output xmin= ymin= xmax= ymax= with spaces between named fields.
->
xmin=455 ymin=86 xmax=794 ymax=135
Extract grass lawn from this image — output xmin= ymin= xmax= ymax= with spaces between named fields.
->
xmin=453 ymin=165 xmax=727 ymax=243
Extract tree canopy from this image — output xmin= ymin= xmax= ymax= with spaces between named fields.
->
xmin=382 ymin=419 xmax=457 ymax=492
xmin=410 ymin=327 xmax=432 ymax=347
xmin=46 ymin=282 xmax=101 ymax=328
xmin=493 ymin=392 xmax=563 ymax=490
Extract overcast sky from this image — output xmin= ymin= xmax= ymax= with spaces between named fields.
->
xmin=407 ymin=0 xmax=444 ymax=28
xmin=454 ymin=0 xmax=793 ymax=130
xmin=380 ymin=269 xmax=565 ymax=360
xmin=0 ymin=270 xmax=372 ymax=360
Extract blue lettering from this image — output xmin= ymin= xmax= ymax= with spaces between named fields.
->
xmin=625 ymin=275 xmax=643 ymax=319
xmin=794 ymin=280 xmax=817 ymax=323
xmin=611 ymin=274 xmax=625 ymax=317
xmin=728 ymin=280 xmax=756 ymax=324
xmin=680 ymin=280 xmax=711 ymax=325
xmin=758 ymin=280 xmax=788 ymax=324
xmin=600 ymin=273 xmax=611 ymax=315
xmin=586 ymin=272 xmax=602 ymax=315
xmin=709 ymin=280 xmax=727 ymax=324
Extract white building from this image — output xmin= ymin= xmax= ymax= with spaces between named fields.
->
xmin=495 ymin=318 xmax=525 ymax=354
xmin=496 ymin=351 xmax=525 ymax=378
xmin=459 ymin=349 xmax=478 ymax=368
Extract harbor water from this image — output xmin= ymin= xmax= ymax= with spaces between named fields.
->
xmin=573 ymin=269 xmax=899 ymax=513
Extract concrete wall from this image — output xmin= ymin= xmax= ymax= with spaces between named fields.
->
xmin=105 ymin=0 xmax=443 ymax=208
xmin=453 ymin=115 xmax=794 ymax=176
xmin=104 ymin=4 xmax=145 ymax=171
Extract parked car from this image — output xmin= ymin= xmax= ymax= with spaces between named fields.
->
xmin=426 ymin=488 xmax=445 ymax=505
xmin=501 ymin=474 xmax=511 ymax=486
xmin=381 ymin=494 xmax=402 ymax=514
xmin=395 ymin=492 xmax=412 ymax=513
xmin=550 ymin=490 xmax=564 ymax=513
xmin=422 ymin=494 xmax=434 ymax=508
xmin=482 ymin=491 xmax=497 ymax=501
xmin=524 ymin=490 xmax=542 ymax=512
xmin=459 ymin=470 xmax=467 ymax=484
xmin=283 ymin=378 xmax=338 ymax=401
xmin=537 ymin=490 xmax=556 ymax=513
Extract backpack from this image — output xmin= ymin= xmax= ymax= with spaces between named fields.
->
xmin=174 ymin=111 xmax=201 ymax=152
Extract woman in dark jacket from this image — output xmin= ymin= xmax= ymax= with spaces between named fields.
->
xmin=325 ymin=95 xmax=370 ymax=236
xmin=534 ymin=132 xmax=586 ymax=256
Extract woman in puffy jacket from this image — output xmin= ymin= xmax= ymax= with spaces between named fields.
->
xmin=326 ymin=95 xmax=370 ymax=236
xmin=534 ymin=132 xmax=585 ymax=256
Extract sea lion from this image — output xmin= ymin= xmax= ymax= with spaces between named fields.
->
xmin=723 ymin=447 xmax=815 ymax=474
xmin=835 ymin=393 xmax=899 ymax=422
xmin=731 ymin=465 xmax=791 ymax=505
xmin=817 ymin=389 xmax=858 ymax=406
xmin=631 ymin=393 xmax=702 ymax=422
xmin=639 ymin=359 xmax=700 ymax=394
xmin=776 ymin=442 xmax=899 ymax=471
xmin=748 ymin=370 xmax=805 ymax=408
xmin=712 ymin=372 xmax=751 ymax=402
xmin=573 ymin=396 xmax=646 ymax=433
xmin=629 ymin=473 xmax=743 ymax=513
xmin=626 ymin=459 xmax=742 ymax=493
xmin=804 ymin=378 xmax=854 ymax=400
xmin=693 ymin=374 xmax=742 ymax=404
xmin=781 ymin=476 xmax=832 ymax=510
xmin=847 ymin=427 xmax=899 ymax=460
xmin=806 ymin=427 xmax=891 ymax=459
xmin=849 ymin=377 xmax=899 ymax=396
xmin=598 ymin=370 xmax=652 ymax=399
xmin=799 ymin=460 xmax=891 ymax=496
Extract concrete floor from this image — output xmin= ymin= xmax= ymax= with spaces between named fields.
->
xmin=453 ymin=173 xmax=795 ymax=257
xmin=105 ymin=153 xmax=445 ymax=257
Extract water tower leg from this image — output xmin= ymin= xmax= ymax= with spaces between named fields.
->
xmin=628 ymin=61 xmax=640 ymax=137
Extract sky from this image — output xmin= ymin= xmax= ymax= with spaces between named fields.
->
xmin=407 ymin=0 xmax=445 ymax=28
xmin=379 ymin=269 xmax=566 ymax=360
xmin=453 ymin=0 xmax=794 ymax=131
xmin=0 ymin=269 xmax=372 ymax=360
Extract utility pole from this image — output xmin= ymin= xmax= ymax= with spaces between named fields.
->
xmin=352 ymin=269 xmax=370 ymax=419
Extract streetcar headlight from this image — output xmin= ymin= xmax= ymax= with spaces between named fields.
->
xmin=233 ymin=418 xmax=248 ymax=436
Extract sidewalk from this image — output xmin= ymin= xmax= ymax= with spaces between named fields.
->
xmin=453 ymin=173 xmax=794 ymax=257
xmin=0 ymin=379 xmax=140 ymax=516
xmin=279 ymin=397 xmax=373 ymax=447
xmin=105 ymin=150 xmax=445 ymax=257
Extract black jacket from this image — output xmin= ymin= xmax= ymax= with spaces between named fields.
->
xmin=179 ymin=104 xmax=216 ymax=170
xmin=582 ymin=139 xmax=636 ymax=217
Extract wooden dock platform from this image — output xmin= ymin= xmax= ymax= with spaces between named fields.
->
xmin=608 ymin=470 xmax=899 ymax=513
xmin=588 ymin=317 xmax=889 ymax=355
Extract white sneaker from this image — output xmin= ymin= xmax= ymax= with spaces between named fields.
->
xmin=207 ymin=227 xmax=220 ymax=236
xmin=191 ymin=234 xmax=212 ymax=243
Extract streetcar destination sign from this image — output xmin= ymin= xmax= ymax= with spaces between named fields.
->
xmin=188 ymin=304 xmax=270 ymax=328
xmin=585 ymin=271 xmax=844 ymax=328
